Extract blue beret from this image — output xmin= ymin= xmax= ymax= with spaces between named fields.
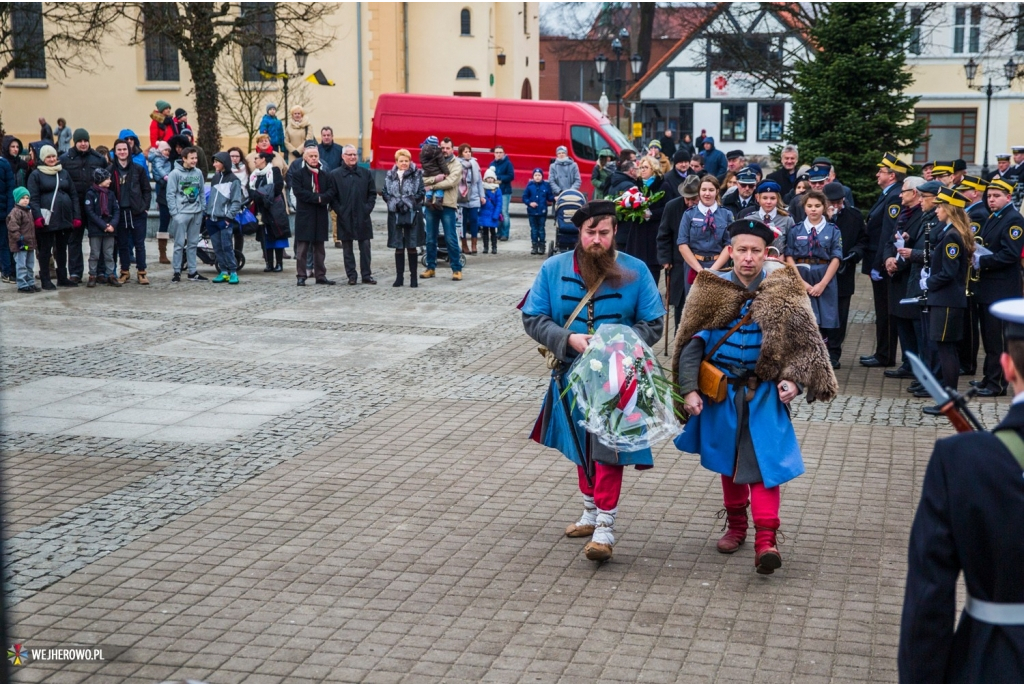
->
xmin=755 ymin=180 xmax=782 ymax=194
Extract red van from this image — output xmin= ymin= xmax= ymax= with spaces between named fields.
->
xmin=370 ymin=94 xmax=635 ymax=198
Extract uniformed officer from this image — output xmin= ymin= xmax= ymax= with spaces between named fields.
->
xmin=721 ymin=167 xmax=758 ymax=215
xmin=968 ymin=178 xmax=1024 ymax=396
xmin=677 ymin=175 xmax=734 ymax=291
xmin=956 ymin=175 xmax=990 ymax=376
xmin=986 ymin=153 xmax=1013 ymax=182
xmin=951 ymin=159 xmax=967 ymax=187
xmin=905 ymin=181 xmax=942 ymax=398
xmin=898 ymin=297 xmax=1024 ymax=683
xmin=930 ymin=161 xmax=955 ymax=187
xmin=882 ymin=176 xmax=927 ymax=380
xmin=785 ymin=189 xmax=843 ymax=335
xmin=861 ymin=152 xmax=908 ymax=369
xmin=919 ymin=187 xmax=973 ymax=413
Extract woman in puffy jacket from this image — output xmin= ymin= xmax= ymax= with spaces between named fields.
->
xmin=27 ymin=144 xmax=80 ymax=290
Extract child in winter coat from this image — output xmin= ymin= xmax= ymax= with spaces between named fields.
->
xmin=6 ymin=187 xmax=38 ymax=293
xmin=522 ymin=168 xmax=554 ymax=255
xmin=206 ymin=151 xmax=244 ymax=284
xmin=83 ymin=168 xmax=122 ymax=288
xmin=418 ymin=136 xmax=449 ymax=208
xmin=479 ymin=167 xmax=503 ymax=255
xmin=259 ymin=104 xmax=286 ymax=153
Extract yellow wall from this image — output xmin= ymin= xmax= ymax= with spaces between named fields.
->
xmin=0 ymin=2 xmax=539 ymax=156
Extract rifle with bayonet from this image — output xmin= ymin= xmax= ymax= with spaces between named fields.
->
xmin=907 ymin=351 xmax=984 ymax=432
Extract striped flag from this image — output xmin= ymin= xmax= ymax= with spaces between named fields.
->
xmin=306 ymin=69 xmax=335 ymax=86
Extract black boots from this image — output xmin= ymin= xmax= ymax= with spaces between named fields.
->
xmin=489 ymin=228 xmax=497 ymax=254
xmin=264 ymin=249 xmax=274 ymax=272
xmin=274 ymin=248 xmax=284 ymax=272
xmin=408 ymin=249 xmax=417 ymax=288
xmin=394 ymin=250 xmax=405 ymax=287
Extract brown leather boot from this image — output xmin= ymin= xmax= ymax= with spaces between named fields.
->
xmin=754 ymin=525 xmax=782 ymax=575
xmin=117 ymin=270 xmax=131 ymax=284
xmin=137 ymin=269 xmax=149 ymax=285
xmin=158 ymin=238 xmax=170 ymax=264
xmin=716 ymin=504 xmax=749 ymax=554
xmin=471 ymin=237 xmax=478 ymax=254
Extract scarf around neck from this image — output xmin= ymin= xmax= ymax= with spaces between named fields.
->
xmin=37 ymin=163 xmax=62 ymax=175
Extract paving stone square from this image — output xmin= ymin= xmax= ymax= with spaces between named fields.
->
xmin=1 ymin=212 xmax=1011 ymax=683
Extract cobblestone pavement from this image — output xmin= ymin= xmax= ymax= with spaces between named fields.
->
xmin=3 ymin=212 xmax=1011 ymax=683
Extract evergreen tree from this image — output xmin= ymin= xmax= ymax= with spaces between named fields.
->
xmin=785 ymin=3 xmax=927 ymax=206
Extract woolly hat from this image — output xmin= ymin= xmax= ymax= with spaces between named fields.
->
xmin=555 ymin=145 xmax=568 ymax=154
xmin=266 ymin=103 xmax=278 ymax=113
xmin=175 ymin=108 xmax=188 ymax=118
xmin=156 ymin=141 xmax=170 ymax=152
xmin=483 ymin=167 xmax=498 ymax=181
xmin=92 ymin=167 xmax=111 ymax=184
xmin=671 ymin=149 xmax=690 ymax=164
xmin=39 ymin=144 xmax=57 ymax=160
xmin=180 ymin=128 xmax=194 ymax=139
xmin=532 ymin=167 xmax=544 ymax=176
xmin=72 ymin=128 xmax=89 ymax=143
xmin=156 ymin=100 xmax=171 ymax=112
xmin=421 ymin=135 xmax=439 ymax=148
xmin=13 ymin=187 xmax=29 ymax=204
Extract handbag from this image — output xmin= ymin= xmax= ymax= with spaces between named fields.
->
xmin=537 ymin=275 xmax=605 ymax=370
xmin=698 ymin=311 xmax=752 ymax=403
xmin=40 ymin=178 xmax=58 ymax=226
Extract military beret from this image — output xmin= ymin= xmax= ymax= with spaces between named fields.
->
xmin=755 ymin=180 xmax=782 ymax=194
xmin=727 ymin=218 xmax=775 ymax=245
xmin=953 ymin=159 xmax=967 ymax=172
xmin=917 ymin=180 xmax=943 ymax=195
xmin=571 ymin=200 xmax=617 ymax=228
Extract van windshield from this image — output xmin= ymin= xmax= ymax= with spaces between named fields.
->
xmin=602 ymin=124 xmax=635 ymax=153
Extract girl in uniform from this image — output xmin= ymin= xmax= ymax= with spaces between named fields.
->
xmin=784 ymin=189 xmax=843 ymax=335
xmin=677 ymin=176 xmax=733 ymax=292
xmin=922 ymin=186 xmax=973 ymax=404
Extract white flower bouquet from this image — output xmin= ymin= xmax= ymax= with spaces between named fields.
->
xmin=563 ymin=324 xmax=685 ymax=451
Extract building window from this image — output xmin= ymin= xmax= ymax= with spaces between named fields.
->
xmin=953 ymin=6 xmax=981 ymax=54
xmin=721 ymin=103 xmax=747 ymax=142
xmin=12 ymin=2 xmax=46 ymax=79
xmin=908 ymin=7 xmax=923 ymax=55
xmin=757 ymin=103 xmax=785 ymax=142
xmin=913 ymin=109 xmax=977 ymax=165
xmin=640 ymin=102 xmax=693 ymax=141
xmin=457 ymin=67 xmax=476 ymax=79
xmin=521 ymin=78 xmax=532 ymax=100
xmin=241 ymin=2 xmax=276 ymax=81
xmin=460 ymin=8 xmax=471 ymax=35
xmin=144 ymin=4 xmax=180 ymax=82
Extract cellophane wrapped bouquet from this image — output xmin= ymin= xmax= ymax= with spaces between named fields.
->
xmin=564 ymin=324 xmax=684 ymax=451
xmin=615 ymin=185 xmax=665 ymax=223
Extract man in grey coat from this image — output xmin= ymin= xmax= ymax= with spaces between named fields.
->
xmin=329 ymin=145 xmax=377 ymax=285
xmin=548 ymin=145 xmax=581 ymax=196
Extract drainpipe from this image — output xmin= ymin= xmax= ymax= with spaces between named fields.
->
xmin=403 ymin=2 xmax=410 ymax=93
xmin=357 ymin=2 xmax=365 ymax=161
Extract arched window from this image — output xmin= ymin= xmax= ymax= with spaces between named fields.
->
xmin=521 ymin=78 xmax=533 ymax=100
xmin=460 ymin=8 xmax=471 ymax=35
xmin=457 ymin=67 xmax=476 ymax=79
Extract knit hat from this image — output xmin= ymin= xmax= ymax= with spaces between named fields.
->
xmin=175 ymin=108 xmax=187 ymax=118
xmin=39 ymin=144 xmax=57 ymax=160
xmin=671 ymin=149 xmax=689 ymax=164
xmin=483 ymin=167 xmax=497 ymax=181
xmin=421 ymin=135 xmax=439 ymax=148
xmin=156 ymin=100 xmax=171 ymax=112
xmin=180 ymin=128 xmax=194 ymax=139
xmin=156 ymin=141 xmax=170 ymax=152
xmin=266 ymin=103 xmax=277 ymax=113
xmin=555 ymin=145 xmax=568 ymax=154
xmin=72 ymin=128 xmax=90 ymax=143
xmin=92 ymin=168 xmax=111 ymax=184
xmin=532 ymin=167 xmax=544 ymax=176
xmin=13 ymin=187 xmax=29 ymax=204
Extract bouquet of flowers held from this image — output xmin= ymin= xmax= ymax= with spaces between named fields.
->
xmin=615 ymin=184 xmax=665 ymax=223
xmin=563 ymin=324 xmax=685 ymax=451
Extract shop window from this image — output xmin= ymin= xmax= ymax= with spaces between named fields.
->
xmin=721 ymin=103 xmax=747 ymax=142
xmin=757 ymin=103 xmax=785 ymax=142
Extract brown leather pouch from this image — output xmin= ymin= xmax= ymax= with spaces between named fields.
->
xmin=698 ymin=311 xmax=752 ymax=404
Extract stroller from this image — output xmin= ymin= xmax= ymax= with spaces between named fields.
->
xmin=547 ymin=189 xmax=587 ymax=257
xmin=418 ymin=207 xmax=467 ymax=269
xmin=196 ymin=224 xmax=246 ymax=273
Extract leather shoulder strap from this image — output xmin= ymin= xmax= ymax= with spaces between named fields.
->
xmin=564 ymin=275 xmax=606 ymax=330
xmin=995 ymin=430 xmax=1024 ymax=469
xmin=703 ymin=309 xmax=753 ymax=362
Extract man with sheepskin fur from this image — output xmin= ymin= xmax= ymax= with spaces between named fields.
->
xmin=672 ymin=218 xmax=838 ymax=575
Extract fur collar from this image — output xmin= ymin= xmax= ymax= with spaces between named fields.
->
xmin=672 ymin=265 xmax=838 ymax=408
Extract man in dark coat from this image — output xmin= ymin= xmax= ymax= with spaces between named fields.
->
xmin=766 ymin=145 xmax=799 ymax=198
xmin=657 ymin=174 xmax=700 ymax=331
xmin=60 ymin=129 xmax=107 ymax=283
xmin=329 ymin=144 xmax=377 ymax=285
xmin=899 ymin=298 xmax=1024 ymax=683
xmin=881 ymin=177 xmax=926 ymax=378
xmin=662 ymin=150 xmax=690 ymax=203
xmin=657 ymin=130 xmax=677 ymax=159
xmin=287 ymin=143 xmax=336 ymax=286
xmin=860 ymin=152 xmax=907 ymax=369
xmin=0 ymin=155 xmax=15 ymax=283
xmin=824 ymin=182 xmax=868 ymax=367
xmin=605 ymin=161 xmax=638 ymax=250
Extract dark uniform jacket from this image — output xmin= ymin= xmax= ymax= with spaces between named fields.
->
xmin=925 ymin=224 xmax=968 ymax=309
xmin=766 ymin=167 xmax=798 ymax=199
xmin=832 ymin=205 xmax=868 ymax=298
xmin=328 ymin=163 xmax=376 ymax=242
xmin=657 ymin=195 xmax=690 ymax=309
xmin=974 ymin=203 xmax=1024 ymax=304
xmin=287 ymin=159 xmax=336 ymax=243
xmin=720 ymin=190 xmax=756 ymax=216
xmin=883 ymin=204 xmax=926 ymax=319
xmin=905 ymin=209 xmax=938 ymax=302
xmin=864 ymin=182 xmax=903 ymax=274
xmin=966 ymin=200 xmax=989 ymax=238
xmin=898 ymin=401 xmax=1024 ymax=683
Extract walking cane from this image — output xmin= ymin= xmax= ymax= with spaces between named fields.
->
xmin=664 ymin=267 xmax=671 ymax=355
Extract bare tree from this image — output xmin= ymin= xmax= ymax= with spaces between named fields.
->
xmin=216 ymin=44 xmax=274 ymax=153
xmin=115 ymin=2 xmax=335 ymax=154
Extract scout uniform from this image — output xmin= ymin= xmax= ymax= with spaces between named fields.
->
xmin=973 ymin=178 xmax=1024 ymax=395
xmin=521 ymin=200 xmax=665 ymax=562
xmin=785 ymin=215 xmax=843 ymax=330
xmin=677 ymin=200 xmax=733 ymax=291
xmin=899 ymin=298 xmax=1024 ymax=683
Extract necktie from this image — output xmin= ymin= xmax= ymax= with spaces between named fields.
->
xmin=810 ymin=225 xmax=820 ymax=250
xmin=704 ymin=210 xmax=715 ymax=235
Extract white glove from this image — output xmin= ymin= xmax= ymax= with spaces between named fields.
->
xmin=919 ymin=267 xmax=930 ymax=291
xmin=870 ymin=269 xmax=882 ymax=282
xmin=973 ymin=253 xmax=981 ymax=269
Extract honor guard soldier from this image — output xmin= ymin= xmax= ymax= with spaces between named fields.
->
xmin=970 ymin=178 xmax=1024 ymax=396
xmin=899 ymin=298 xmax=1024 ymax=683
xmin=920 ymin=187 xmax=974 ymax=413
xmin=1011 ymin=146 xmax=1024 ymax=205
xmin=861 ymin=152 xmax=909 ymax=369
xmin=882 ymin=177 xmax=928 ymax=380
xmin=956 ymin=175 xmax=990 ymax=376
xmin=988 ymin=153 xmax=1013 ymax=182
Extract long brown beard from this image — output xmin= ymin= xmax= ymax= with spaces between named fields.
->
xmin=576 ymin=242 xmax=627 ymax=289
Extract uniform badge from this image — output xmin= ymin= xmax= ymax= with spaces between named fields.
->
xmin=888 ymin=204 xmax=901 ymax=219
xmin=946 ymin=244 xmax=959 ymax=259
xmin=970 ymin=222 xmax=980 ymax=234
xmin=1011 ymin=226 xmax=1023 ymax=240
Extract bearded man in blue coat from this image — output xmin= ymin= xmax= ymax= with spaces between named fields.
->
xmin=672 ymin=219 xmax=838 ymax=574
xmin=521 ymin=200 xmax=665 ymax=562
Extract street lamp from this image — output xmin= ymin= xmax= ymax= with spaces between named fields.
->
xmin=594 ymin=53 xmax=609 ymax=116
xmin=611 ymin=34 xmax=625 ymax=128
xmin=262 ymin=46 xmax=308 ymax=118
xmin=964 ymin=57 xmax=1018 ymax=177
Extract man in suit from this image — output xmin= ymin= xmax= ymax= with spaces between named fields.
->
xmin=860 ymin=152 xmax=908 ymax=368
xmin=824 ymin=182 xmax=868 ymax=368
xmin=899 ymin=298 xmax=1024 ymax=683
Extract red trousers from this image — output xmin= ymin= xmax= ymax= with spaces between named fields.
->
xmin=721 ymin=474 xmax=780 ymax=529
xmin=576 ymin=464 xmax=623 ymax=510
